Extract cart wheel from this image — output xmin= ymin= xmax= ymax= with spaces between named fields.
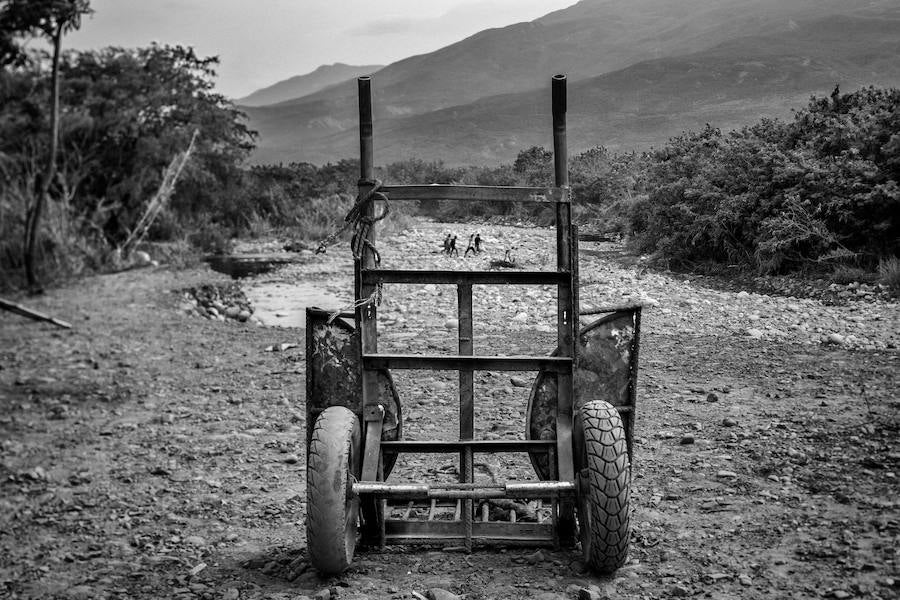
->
xmin=578 ymin=400 xmax=631 ymax=574
xmin=306 ymin=406 xmax=361 ymax=575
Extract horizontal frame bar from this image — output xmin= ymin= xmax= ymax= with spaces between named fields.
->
xmin=385 ymin=520 xmax=555 ymax=545
xmin=363 ymin=354 xmax=572 ymax=372
xmin=361 ymin=269 xmax=570 ymax=286
xmin=380 ymin=439 xmax=557 ymax=453
xmin=354 ymin=480 xmax=576 ymax=500
xmin=380 ymin=185 xmax=568 ymax=203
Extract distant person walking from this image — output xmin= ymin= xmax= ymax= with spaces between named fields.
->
xmin=449 ymin=234 xmax=459 ymax=257
xmin=474 ymin=232 xmax=482 ymax=253
xmin=443 ymin=233 xmax=452 ymax=255
xmin=464 ymin=234 xmax=477 ymax=257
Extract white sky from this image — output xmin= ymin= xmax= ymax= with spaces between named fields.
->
xmin=65 ymin=0 xmax=578 ymax=99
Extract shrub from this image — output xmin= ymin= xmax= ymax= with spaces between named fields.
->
xmin=878 ymin=256 xmax=900 ymax=291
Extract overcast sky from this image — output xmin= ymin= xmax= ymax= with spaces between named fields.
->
xmin=65 ymin=0 xmax=577 ymax=100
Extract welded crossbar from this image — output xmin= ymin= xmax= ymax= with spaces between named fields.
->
xmin=363 ymin=354 xmax=572 ymax=372
xmin=361 ymin=269 xmax=568 ymax=286
xmin=354 ymin=480 xmax=576 ymax=500
xmin=385 ymin=520 xmax=556 ymax=546
xmin=380 ymin=439 xmax=557 ymax=453
xmin=378 ymin=184 xmax=568 ymax=203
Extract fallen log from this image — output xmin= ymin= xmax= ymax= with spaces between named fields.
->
xmin=0 ymin=297 xmax=72 ymax=329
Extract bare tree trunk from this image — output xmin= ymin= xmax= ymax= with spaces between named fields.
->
xmin=24 ymin=23 xmax=63 ymax=290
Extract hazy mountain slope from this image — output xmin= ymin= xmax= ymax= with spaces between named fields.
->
xmin=248 ymin=11 xmax=900 ymax=166
xmin=236 ymin=63 xmax=383 ymax=107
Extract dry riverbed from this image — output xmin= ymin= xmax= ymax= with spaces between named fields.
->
xmin=1 ymin=219 xmax=898 ymax=600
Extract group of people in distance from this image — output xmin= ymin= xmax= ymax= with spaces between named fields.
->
xmin=443 ymin=232 xmax=482 ymax=257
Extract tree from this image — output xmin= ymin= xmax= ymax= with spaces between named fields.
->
xmin=57 ymin=44 xmax=256 ymax=244
xmin=1 ymin=0 xmax=92 ymax=288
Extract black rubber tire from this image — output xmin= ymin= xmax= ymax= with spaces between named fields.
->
xmin=578 ymin=400 xmax=631 ymax=574
xmin=306 ymin=406 xmax=361 ymax=575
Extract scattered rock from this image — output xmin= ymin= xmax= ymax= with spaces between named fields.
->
xmin=283 ymin=454 xmax=299 ymax=464
xmin=680 ymin=434 xmax=695 ymax=445
xmin=825 ymin=333 xmax=846 ymax=345
xmin=717 ymin=470 xmax=739 ymax=478
xmin=444 ymin=318 xmax=459 ymax=330
xmin=184 ymin=535 xmax=207 ymax=547
xmin=223 ymin=588 xmax=240 ymax=600
xmin=669 ymin=584 xmax=691 ymax=597
xmin=722 ymin=417 xmax=738 ymax=427
xmin=510 ymin=376 xmax=530 ymax=388
xmin=746 ymin=328 xmax=764 ymax=339
xmin=706 ymin=392 xmax=719 ymax=402
xmin=738 ymin=574 xmax=753 ymax=586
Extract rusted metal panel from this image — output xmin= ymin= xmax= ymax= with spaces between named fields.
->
xmin=526 ymin=309 xmax=641 ymax=480
xmin=305 ymin=308 xmax=401 ymax=476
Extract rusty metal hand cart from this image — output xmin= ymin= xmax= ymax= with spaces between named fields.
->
xmin=304 ymin=75 xmax=642 ymax=575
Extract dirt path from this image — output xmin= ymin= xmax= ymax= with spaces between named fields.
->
xmin=1 ymin=220 xmax=898 ymax=600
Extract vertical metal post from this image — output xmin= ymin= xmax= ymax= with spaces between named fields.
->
xmin=458 ymin=283 xmax=475 ymax=551
xmin=552 ymin=74 xmax=575 ymax=485
xmin=626 ymin=307 xmax=642 ymax=459
xmin=358 ymin=76 xmax=374 ymax=185
xmin=357 ymin=76 xmax=384 ymax=546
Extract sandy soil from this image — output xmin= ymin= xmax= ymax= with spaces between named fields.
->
xmin=1 ymin=220 xmax=898 ymax=600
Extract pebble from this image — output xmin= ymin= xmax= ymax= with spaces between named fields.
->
xmin=184 ymin=536 xmax=207 ymax=547
xmin=832 ymin=591 xmax=850 ymax=599
xmin=717 ymin=470 xmax=739 ymax=478
xmin=706 ymin=392 xmax=719 ymax=402
xmin=510 ymin=376 xmax=530 ymax=387
xmin=746 ymin=328 xmax=764 ymax=339
xmin=223 ymin=589 xmax=239 ymax=600
xmin=825 ymin=333 xmax=846 ymax=345
xmin=722 ymin=417 xmax=738 ymax=427
xmin=283 ymin=454 xmax=299 ymax=464
xmin=669 ymin=584 xmax=691 ymax=597
xmin=738 ymin=574 xmax=753 ymax=586
xmin=680 ymin=434 xmax=695 ymax=445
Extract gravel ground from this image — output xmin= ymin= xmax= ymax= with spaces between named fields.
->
xmin=1 ymin=218 xmax=897 ymax=600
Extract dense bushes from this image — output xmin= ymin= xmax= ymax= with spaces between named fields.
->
xmin=2 ymin=51 xmax=896 ymax=292
xmin=627 ymin=88 xmax=899 ymax=274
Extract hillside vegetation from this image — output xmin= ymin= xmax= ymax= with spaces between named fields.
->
xmin=1 ymin=1 xmax=897 ymax=292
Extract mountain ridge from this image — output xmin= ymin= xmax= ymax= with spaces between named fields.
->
xmin=243 ymin=0 xmax=900 ymax=165
xmin=236 ymin=62 xmax=383 ymax=107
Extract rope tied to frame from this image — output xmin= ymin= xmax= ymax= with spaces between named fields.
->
xmin=315 ymin=178 xmax=390 ymax=263
xmin=326 ymin=285 xmax=383 ymax=325
xmin=316 ymin=179 xmax=389 ymax=323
